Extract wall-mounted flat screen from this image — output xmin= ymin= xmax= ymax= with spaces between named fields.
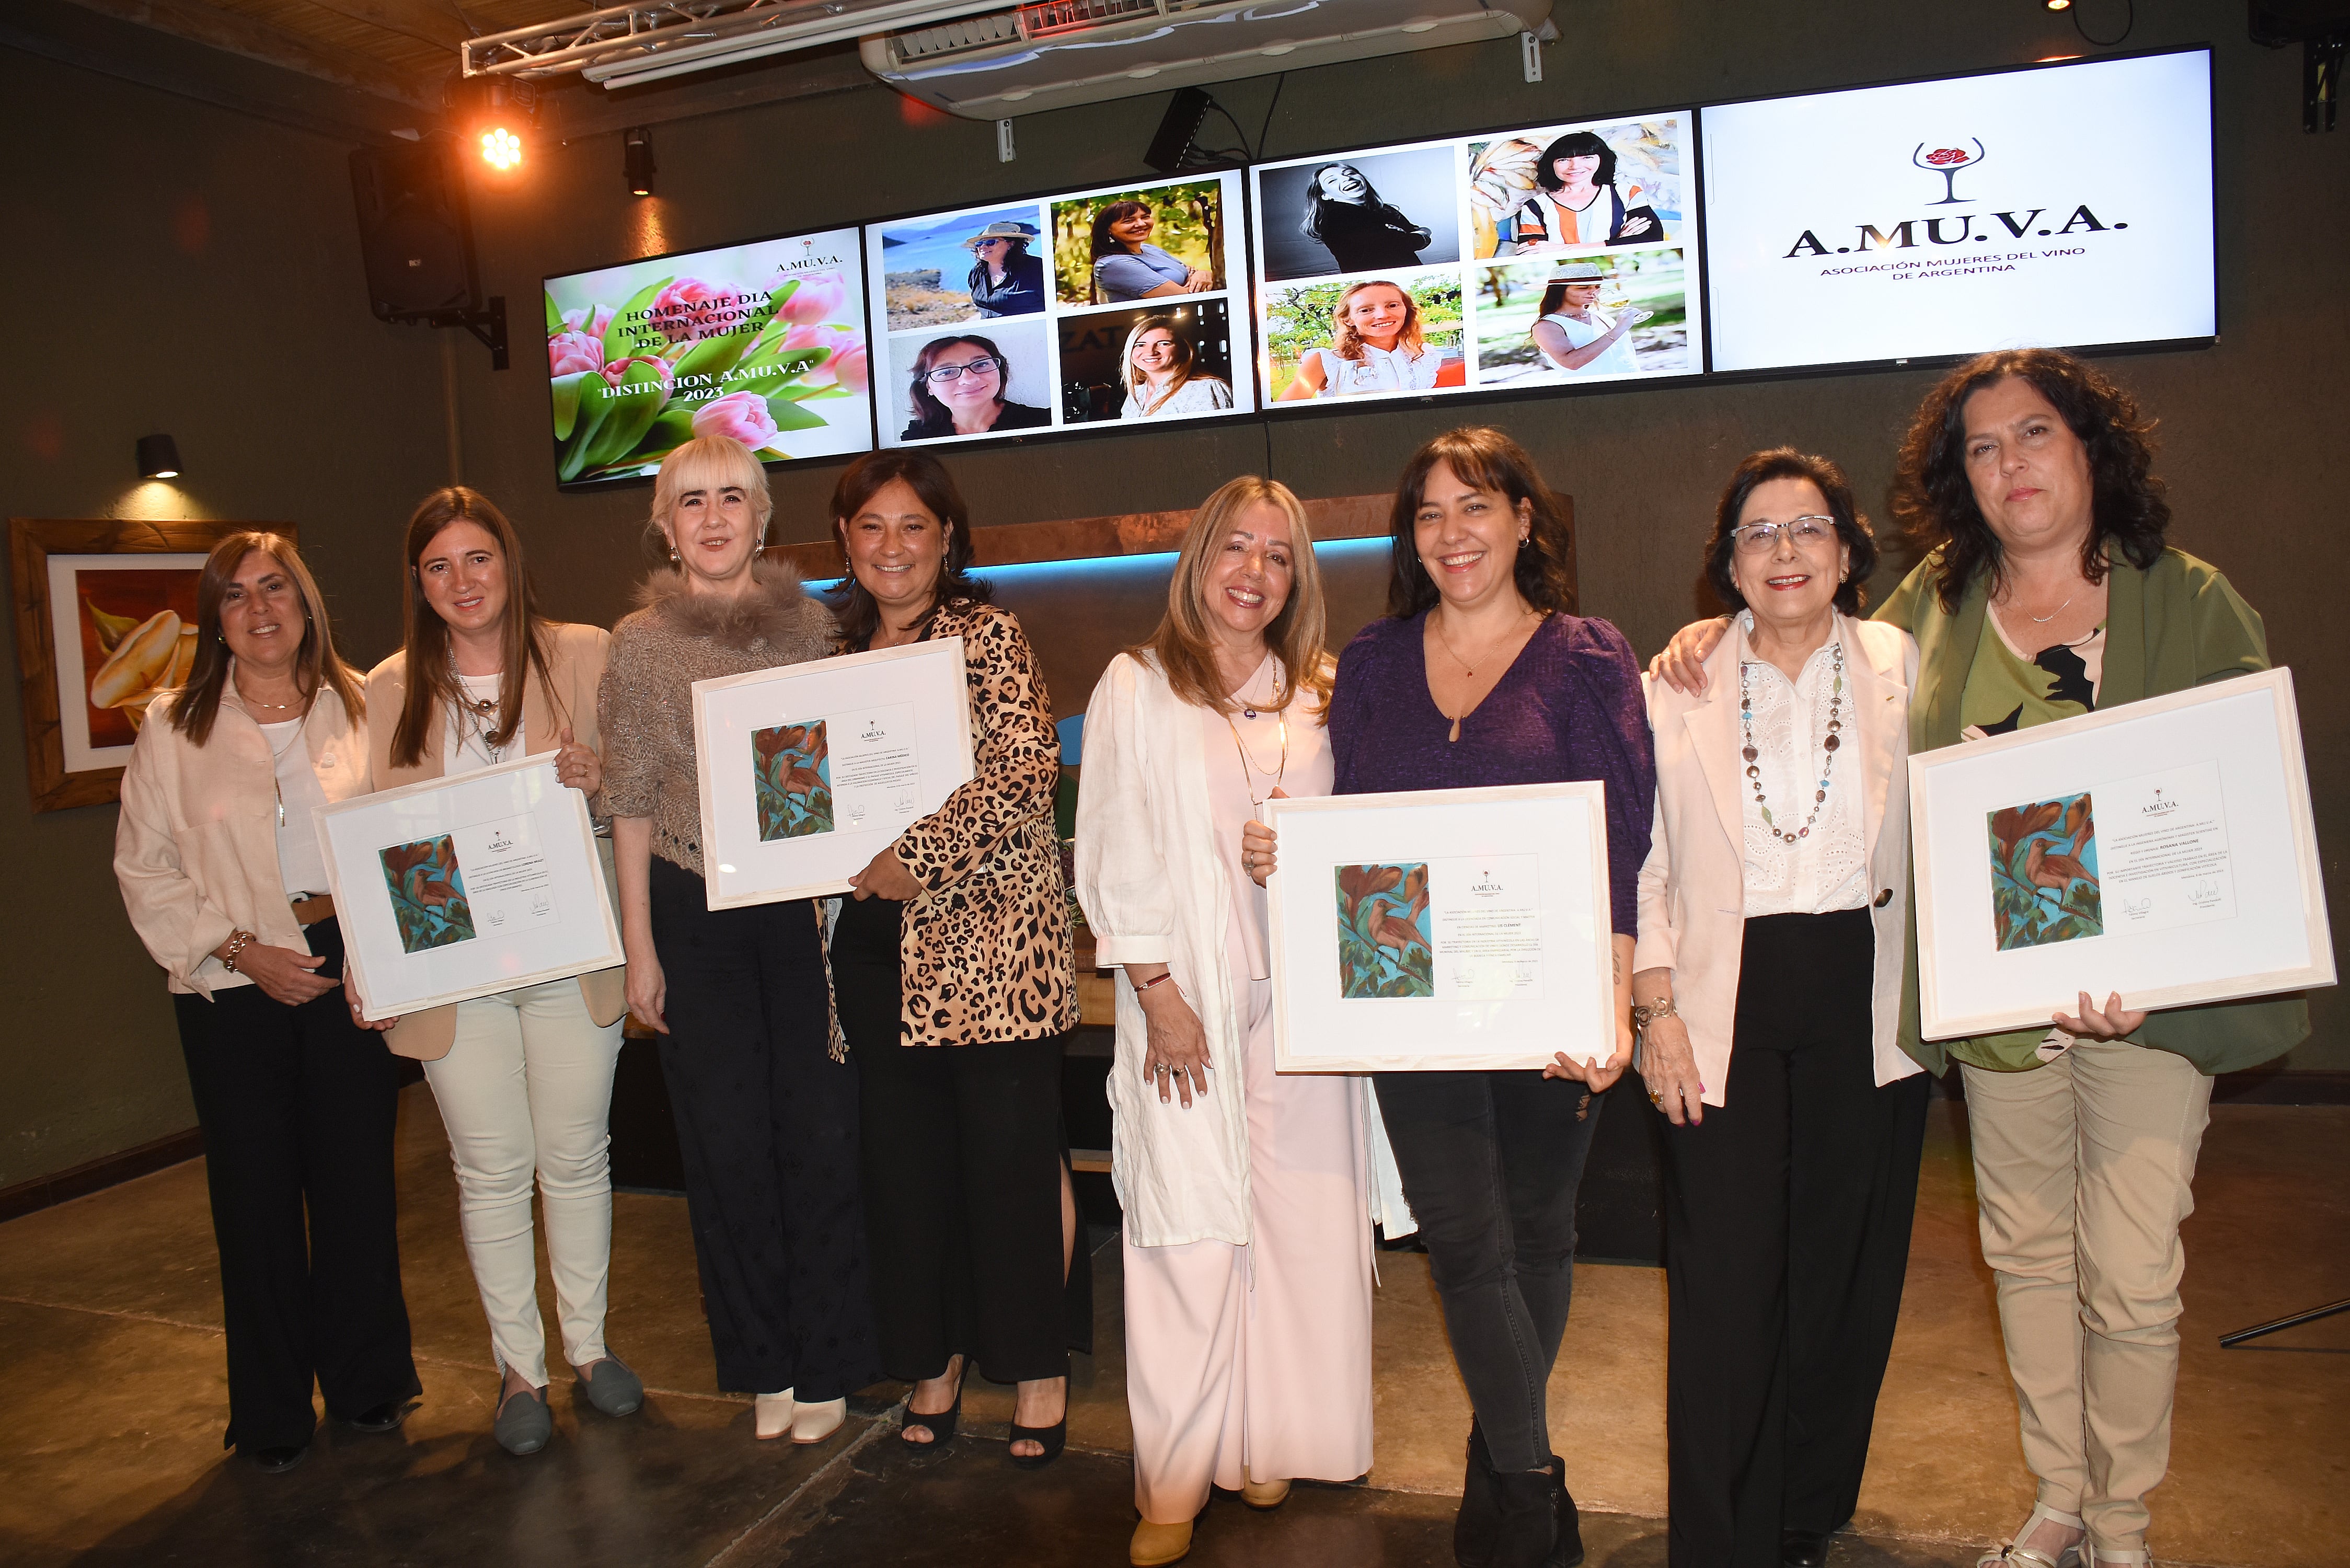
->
xmin=543 ymin=226 xmax=872 ymax=488
xmin=1249 ymin=112 xmax=1703 ymax=408
xmin=1701 ymin=49 xmax=2215 ymax=373
xmin=862 ymin=169 xmax=1254 ymax=449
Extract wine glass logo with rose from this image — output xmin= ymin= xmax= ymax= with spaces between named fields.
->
xmin=1913 ymin=139 xmax=1987 ymax=205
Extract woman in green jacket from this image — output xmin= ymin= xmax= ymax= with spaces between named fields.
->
xmin=1652 ymin=348 xmax=2305 ymax=1568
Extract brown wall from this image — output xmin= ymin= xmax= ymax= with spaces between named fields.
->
xmin=0 ymin=51 xmax=449 ymax=1185
xmin=2 ymin=0 xmax=2343 ymax=1184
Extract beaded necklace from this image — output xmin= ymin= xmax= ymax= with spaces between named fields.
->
xmin=1739 ymin=640 xmax=1844 ymax=845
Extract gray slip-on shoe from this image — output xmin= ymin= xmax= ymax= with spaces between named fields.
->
xmin=494 ymin=1386 xmax=552 ymax=1456
xmin=577 ymin=1356 xmax=644 ymax=1417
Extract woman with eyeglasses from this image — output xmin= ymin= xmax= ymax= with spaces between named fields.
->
xmin=902 ymin=333 xmax=1052 ymax=441
xmin=1633 ymin=449 xmax=1927 ymax=1568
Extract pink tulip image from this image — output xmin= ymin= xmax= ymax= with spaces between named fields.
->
xmin=775 ymin=272 xmax=848 ymax=326
xmin=831 ymin=343 xmax=869 ymax=395
xmin=548 ymin=330 xmax=603 ymax=378
xmin=599 ymin=355 xmax=674 ymax=400
xmin=561 ymin=304 xmax=616 ymax=339
xmin=648 ymin=277 xmax=735 ymax=344
xmin=691 ymin=390 xmax=780 ymax=449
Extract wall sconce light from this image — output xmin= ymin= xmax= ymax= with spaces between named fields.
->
xmin=625 ymin=126 xmax=656 ymax=197
xmin=137 ymin=433 xmax=182 ymax=479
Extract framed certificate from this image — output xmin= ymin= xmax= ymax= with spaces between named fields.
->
xmin=316 ymin=754 xmax=624 ymax=1021
xmin=692 ymin=637 xmax=976 ymax=910
xmin=1264 ymin=782 xmax=1617 ymax=1073
xmin=1910 ymin=667 xmax=2334 ymax=1040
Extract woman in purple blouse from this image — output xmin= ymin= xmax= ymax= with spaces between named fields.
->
xmin=1257 ymin=426 xmax=1653 ymax=1568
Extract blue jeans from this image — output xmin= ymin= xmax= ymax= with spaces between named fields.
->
xmin=1373 ymin=1068 xmax=1607 ymax=1473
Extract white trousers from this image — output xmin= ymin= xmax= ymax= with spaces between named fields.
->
xmin=1963 ymin=1042 xmax=2213 ymax=1558
xmin=1122 ymin=924 xmax=1375 ymax=1524
xmin=422 ymin=977 xmax=624 ymax=1386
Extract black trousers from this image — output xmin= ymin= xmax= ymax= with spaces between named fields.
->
xmin=1662 ymin=908 xmax=1930 ymax=1568
xmin=171 ymin=917 xmax=419 ymax=1451
xmin=834 ymin=892 xmax=1075 ymax=1386
xmin=649 ymin=856 xmax=878 ymax=1398
xmin=1373 ymin=1066 xmax=1607 ymax=1474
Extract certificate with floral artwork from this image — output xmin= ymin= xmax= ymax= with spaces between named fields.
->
xmin=1909 ymin=668 xmax=2333 ymax=1039
xmin=692 ymin=638 xmax=975 ymax=910
xmin=1264 ymin=782 xmax=1616 ymax=1073
xmin=316 ymin=753 xmax=624 ymax=1021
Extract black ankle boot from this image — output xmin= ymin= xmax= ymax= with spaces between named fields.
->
xmin=1454 ymin=1419 xmax=1499 ymax=1567
xmin=1548 ymin=1458 xmax=1584 ymax=1567
xmin=1488 ymin=1463 xmax=1561 ymax=1568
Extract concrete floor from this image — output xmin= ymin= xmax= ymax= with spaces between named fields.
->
xmin=0 ymin=1090 xmax=2342 ymax=1567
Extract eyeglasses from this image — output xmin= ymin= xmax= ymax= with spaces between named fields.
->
xmin=1731 ymin=516 xmax=1836 ymax=554
xmin=921 ymin=356 xmax=1001 ymax=384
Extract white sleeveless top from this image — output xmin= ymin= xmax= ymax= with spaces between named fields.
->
xmin=1538 ymin=310 xmax=1640 ymax=376
xmin=1305 ymin=342 xmax=1440 ymax=396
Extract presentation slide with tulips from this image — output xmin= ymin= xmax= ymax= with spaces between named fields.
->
xmin=543 ymin=225 xmax=872 ymax=488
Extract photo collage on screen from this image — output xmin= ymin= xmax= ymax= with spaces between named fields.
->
xmin=1250 ymin=114 xmax=1702 ymax=406
xmin=543 ymin=226 xmax=872 ymax=488
xmin=863 ymin=170 xmax=1254 ymax=449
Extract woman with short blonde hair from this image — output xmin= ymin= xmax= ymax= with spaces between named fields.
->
xmin=599 ymin=435 xmax=879 ymax=1445
xmin=1076 ymin=476 xmax=1373 ymax=1566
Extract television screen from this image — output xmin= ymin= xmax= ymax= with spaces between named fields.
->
xmin=1248 ymin=112 xmax=1703 ymax=408
xmin=1700 ymin=50 xmax=2215 ymax=373
xmin=542 ymin=225 xmax=872 ymax=487
xmin=861 ymin=169 xmax=1254 ymax=449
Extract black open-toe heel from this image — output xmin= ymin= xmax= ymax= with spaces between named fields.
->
xmin=1007 ymin=1415 xmax=1065 ymax=1469
xmin=901 ymin=1388 xmax=960 ymax=1447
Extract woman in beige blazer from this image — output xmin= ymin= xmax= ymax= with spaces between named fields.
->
xmin=358 ymin=487 xmax=633 ymax=1457
xmin=1627 ymin=449 xmax=1925 ymax=1568
xmin=114 ymin=532 xmax=420 ymax=1474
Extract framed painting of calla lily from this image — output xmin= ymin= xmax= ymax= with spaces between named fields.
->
xmin=8 ymin=517 xmax=285 ymax=812
xmin=690 ymin=639 xmax=975 ymax=912
xmin=1264 ymin=782 xmax=1617 ymax=1074
xmin=1909 ymin=668 xmax=2333 ymax=1040
xmin=317 ymin=753 xmax=624 ymax=1020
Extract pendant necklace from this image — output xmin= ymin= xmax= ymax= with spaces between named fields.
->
xmin=451 ymin=651 xmax=508 ymax=766
xmin=1432 ymin=605 xmax=1540 ymax=743
xmin=261 ymin=710 xmax=305 ymax=828
xmin=1740 ymin=641 xmax=1844 ymax=845
xmin=1224 ymin=671 xmax=1288 ymax=816
xmin=2025 ymin=594 xmax=2073 ymax=625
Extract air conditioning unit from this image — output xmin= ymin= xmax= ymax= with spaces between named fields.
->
xmin=861 ymin=0 xmax=1554 ymax=120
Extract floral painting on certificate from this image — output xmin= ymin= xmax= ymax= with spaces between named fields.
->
xmin=1988 ymin=791 xmax=2102 ymax=951
xmin=1336 ymin=861 xmax=1434 ymax=999
xmin=753 ymin=719 xmax=833 ymax=841
xmin=379 ymin=834 xmax=477 ymax=953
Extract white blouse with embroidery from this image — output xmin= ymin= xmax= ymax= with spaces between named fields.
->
xmin=1737 ymin=616 xmax=1871 ymax=918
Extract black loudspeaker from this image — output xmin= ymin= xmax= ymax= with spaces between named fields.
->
xmin=349 ymin=139 xmax=481 ymax=322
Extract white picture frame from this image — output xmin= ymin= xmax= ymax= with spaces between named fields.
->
xmin=1264 ymin=782 xmax=1617 ymax=1073
xmin=692 ymin=637 xmax=976 ymax=910
xmin=1909 ymin=667 xmax=2333 ymax=1040
xmin=316 ymin=753 xmax=625 ymax=1021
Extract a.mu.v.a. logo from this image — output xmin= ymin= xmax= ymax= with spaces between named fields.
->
xmin=486 ymin=829 xmax=515 ymax=853
xmin=860 ymin=719 xmax=888 ymax=743
xmin=781 ymin=239 xmax=845 ymax=272
xmin=2140 ymin=787 xmax=2180 ymax=818
xmin=1782 ymin=136 xmax=2127 ymax=259
xmin=1467 ymin=870 xmax=1506 ymax=898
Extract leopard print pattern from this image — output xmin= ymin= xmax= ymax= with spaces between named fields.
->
xmin=891 ymin=602 xmax=1078 ymax=1046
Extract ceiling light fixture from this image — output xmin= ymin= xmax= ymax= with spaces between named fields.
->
xmin=624 ymin=127 xmax=655 ymax=197
xmin=136 ymin=433 xmax=182 ymax=480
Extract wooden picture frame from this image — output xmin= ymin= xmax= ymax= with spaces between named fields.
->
xmin=8 ymin=518 xmax=293 ymax=812
xmin=1909 ymin=667 xmax=2334 ymax=1039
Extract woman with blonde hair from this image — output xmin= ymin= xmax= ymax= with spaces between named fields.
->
xmin=354 ymin=487 xmax=637 ymax=1456
xmin=1076 ymin=478 xmax=1374 ymax=1566
xmin=1276 ymin=280 xmax=1439 ymax=400
xmin=114 ymin=532 xmax=419 ymax=1473
xmin=1120 ymin=318 xmax=1235 ymax=420
xmin=598 ymin=436 xmax=878 ymax=1444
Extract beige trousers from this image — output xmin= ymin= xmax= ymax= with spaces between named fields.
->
xmin=1961 ymin=1042 xmax=2213 ymax=1559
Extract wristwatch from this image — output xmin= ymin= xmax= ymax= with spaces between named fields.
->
xmin=1630 ymin=996 xmax=1678 ymax=1035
